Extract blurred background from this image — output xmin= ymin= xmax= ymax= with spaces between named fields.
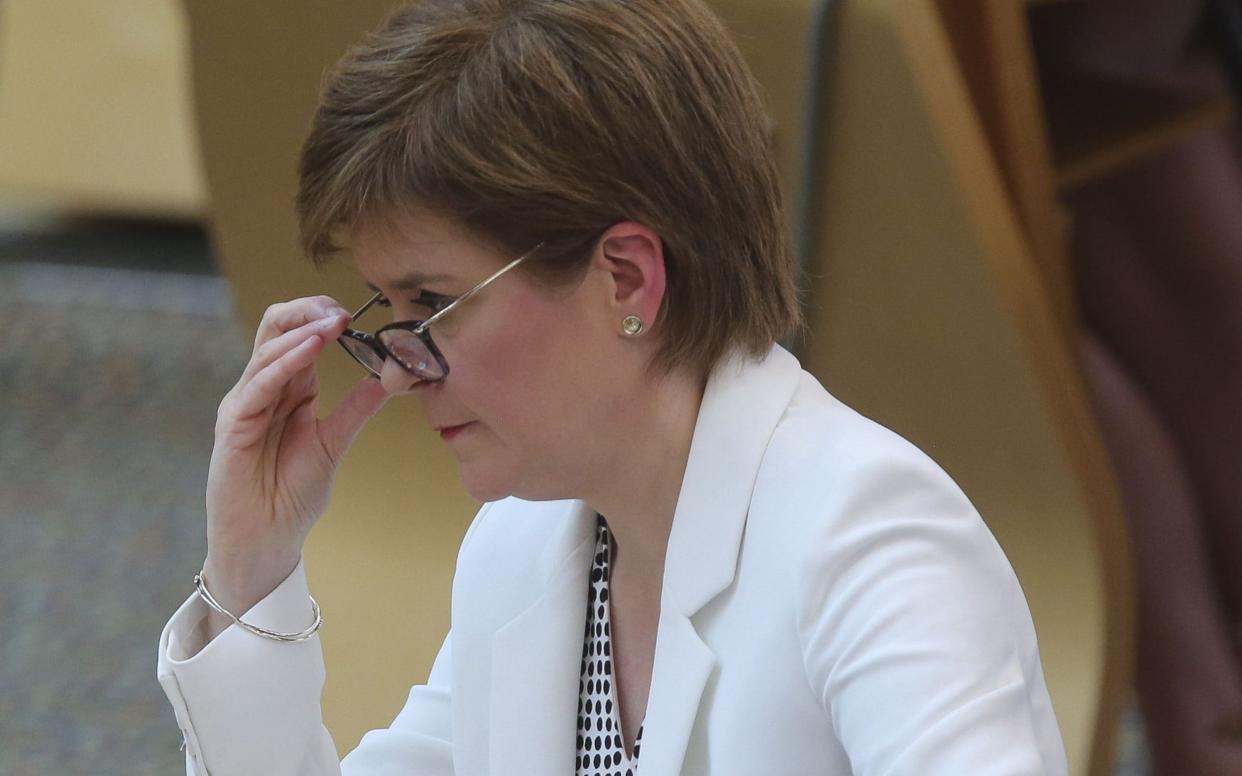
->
xmin=1 ymin=0 xmax=1239 ymax=773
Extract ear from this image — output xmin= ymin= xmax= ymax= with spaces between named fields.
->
xmin=592 ymin=221 xmax=666 ymax=334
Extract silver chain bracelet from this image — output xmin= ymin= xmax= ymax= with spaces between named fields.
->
xmin=193 ymin=571 xmax=323 ymax=643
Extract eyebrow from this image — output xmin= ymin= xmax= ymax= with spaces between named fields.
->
xmin=364 ymin=272 xmax=455 ymax=294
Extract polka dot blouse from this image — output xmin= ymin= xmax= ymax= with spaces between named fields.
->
xmin=576 ymin=514 xmax=643 ymax=776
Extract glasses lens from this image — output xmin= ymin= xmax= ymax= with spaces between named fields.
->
xmin=378 ymin=329 xmax=446 ymax=381
xmin=339 ymin=336 xmax=384 ymax=376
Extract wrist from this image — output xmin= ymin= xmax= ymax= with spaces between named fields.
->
xmin=200 ymin=549 xmax=301 ymax=616
xmin=194 ymin=563 xmax=323 ymax=644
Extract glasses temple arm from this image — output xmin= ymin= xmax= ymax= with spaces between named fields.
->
xmin=351 ymin=290 xmax=384 ymax=320
xmin=417 ymin=241 xmax=544 ymax=332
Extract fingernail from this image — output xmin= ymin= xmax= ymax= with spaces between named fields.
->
xmin=320 ymin=305 xmax=349 ymax=319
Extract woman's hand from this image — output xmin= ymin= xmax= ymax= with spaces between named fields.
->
xmin=201 ymin=295 xmax=390 ymax=627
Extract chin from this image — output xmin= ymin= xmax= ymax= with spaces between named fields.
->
xmin=456 ymin=465 xmax=517 ymax=504
xmin=457 ymin=463 xmax=568 ymax=504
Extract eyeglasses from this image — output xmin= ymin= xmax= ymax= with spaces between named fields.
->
xmin=338 ymin=241 xmax=544 ymax=383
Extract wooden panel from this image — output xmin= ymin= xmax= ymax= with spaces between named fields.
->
xmin=0 ymin=0 xmax=206 ymax=217
xmin=933 ymin=0 xmax=1074 ymax=333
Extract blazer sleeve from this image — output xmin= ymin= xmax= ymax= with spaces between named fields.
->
xmin=794 ymin=455 xmax=1069 ymax=776
xmin=155 ymin=558 xmax=455 ymax=775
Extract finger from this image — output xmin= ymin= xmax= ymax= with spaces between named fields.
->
xmin=270 ymin=355 xmax=320 ymax=433
xmin=316 ymin=375 xmax=391 ymax=467
xmin=241 ymin=314 xmax=350 ymax=385
xmin=253 ymin=296 xmax=349 ymax=350
xmin=233 ymin=334 xmax=327 ymax=423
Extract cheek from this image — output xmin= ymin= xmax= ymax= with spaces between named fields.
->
xmin=438 ymin=293 xmax=621 ymax=500
xmin=447 ymin=296 xmax=578 ymax=434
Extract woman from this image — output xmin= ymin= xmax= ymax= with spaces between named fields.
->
xmin=156 ymin=0 xmax=1067 ymax=773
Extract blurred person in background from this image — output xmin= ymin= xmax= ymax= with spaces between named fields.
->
xmin=1039 ymin=0 xmax=1242 ymax=771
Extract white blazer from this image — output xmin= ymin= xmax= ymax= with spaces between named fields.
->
xmin=157 ymin=344 xmax=1068 ymax=775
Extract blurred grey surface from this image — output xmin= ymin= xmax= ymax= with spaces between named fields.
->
xmin=0 ymin=212 xmax=247 ymax=774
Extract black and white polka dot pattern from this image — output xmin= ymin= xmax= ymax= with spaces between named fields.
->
xmin=576 ymin=515 xmax=643 ymax=776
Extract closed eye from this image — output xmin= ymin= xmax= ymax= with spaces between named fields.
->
xmin=374 ymin=293 xmax=454 ymax=315
xmin=422 ymin=293 xmax=457 ymax=311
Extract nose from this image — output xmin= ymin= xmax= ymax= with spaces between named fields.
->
xmin=378 ymin=356 xmax=421 ymax=395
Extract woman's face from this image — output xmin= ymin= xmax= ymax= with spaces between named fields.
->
xmin=349 ymin=209 xmax=648 ymax=503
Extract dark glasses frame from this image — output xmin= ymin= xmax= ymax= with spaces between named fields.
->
xmin=337 ymin=241 xmax=545 ymax=383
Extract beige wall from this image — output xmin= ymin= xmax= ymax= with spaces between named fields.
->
xmin=0 ymin=0 xmax=205 ymax=216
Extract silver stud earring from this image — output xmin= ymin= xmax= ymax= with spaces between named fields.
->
xmin=621 ymin=314 xmax=644 ymax=336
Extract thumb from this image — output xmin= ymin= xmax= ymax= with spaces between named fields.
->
xmin=318 ymin=376 xmax=390 ymax=464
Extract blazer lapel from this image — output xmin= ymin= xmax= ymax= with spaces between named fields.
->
xmin=637 ymin=344 xmax=803 ymax=776
xmin=632 ymin=606 xmax=715 ymax=775
xmin=488 ymin=500 xmax=596 ymax=776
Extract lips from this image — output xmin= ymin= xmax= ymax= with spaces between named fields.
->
xmin=437 ymin=422 xmax=473 ymax=441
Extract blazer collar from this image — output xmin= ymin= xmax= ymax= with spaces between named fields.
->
xmin=487 ymin=344 xmax=803 ymax=775
xmin=662 ymin=343 xmax=802 ymax=616
xmin=635 ymin=343 xmax=802 ymax=775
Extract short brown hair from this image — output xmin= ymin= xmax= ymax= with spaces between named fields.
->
xmin=296 ymin=0 xmax=801 ymax=376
